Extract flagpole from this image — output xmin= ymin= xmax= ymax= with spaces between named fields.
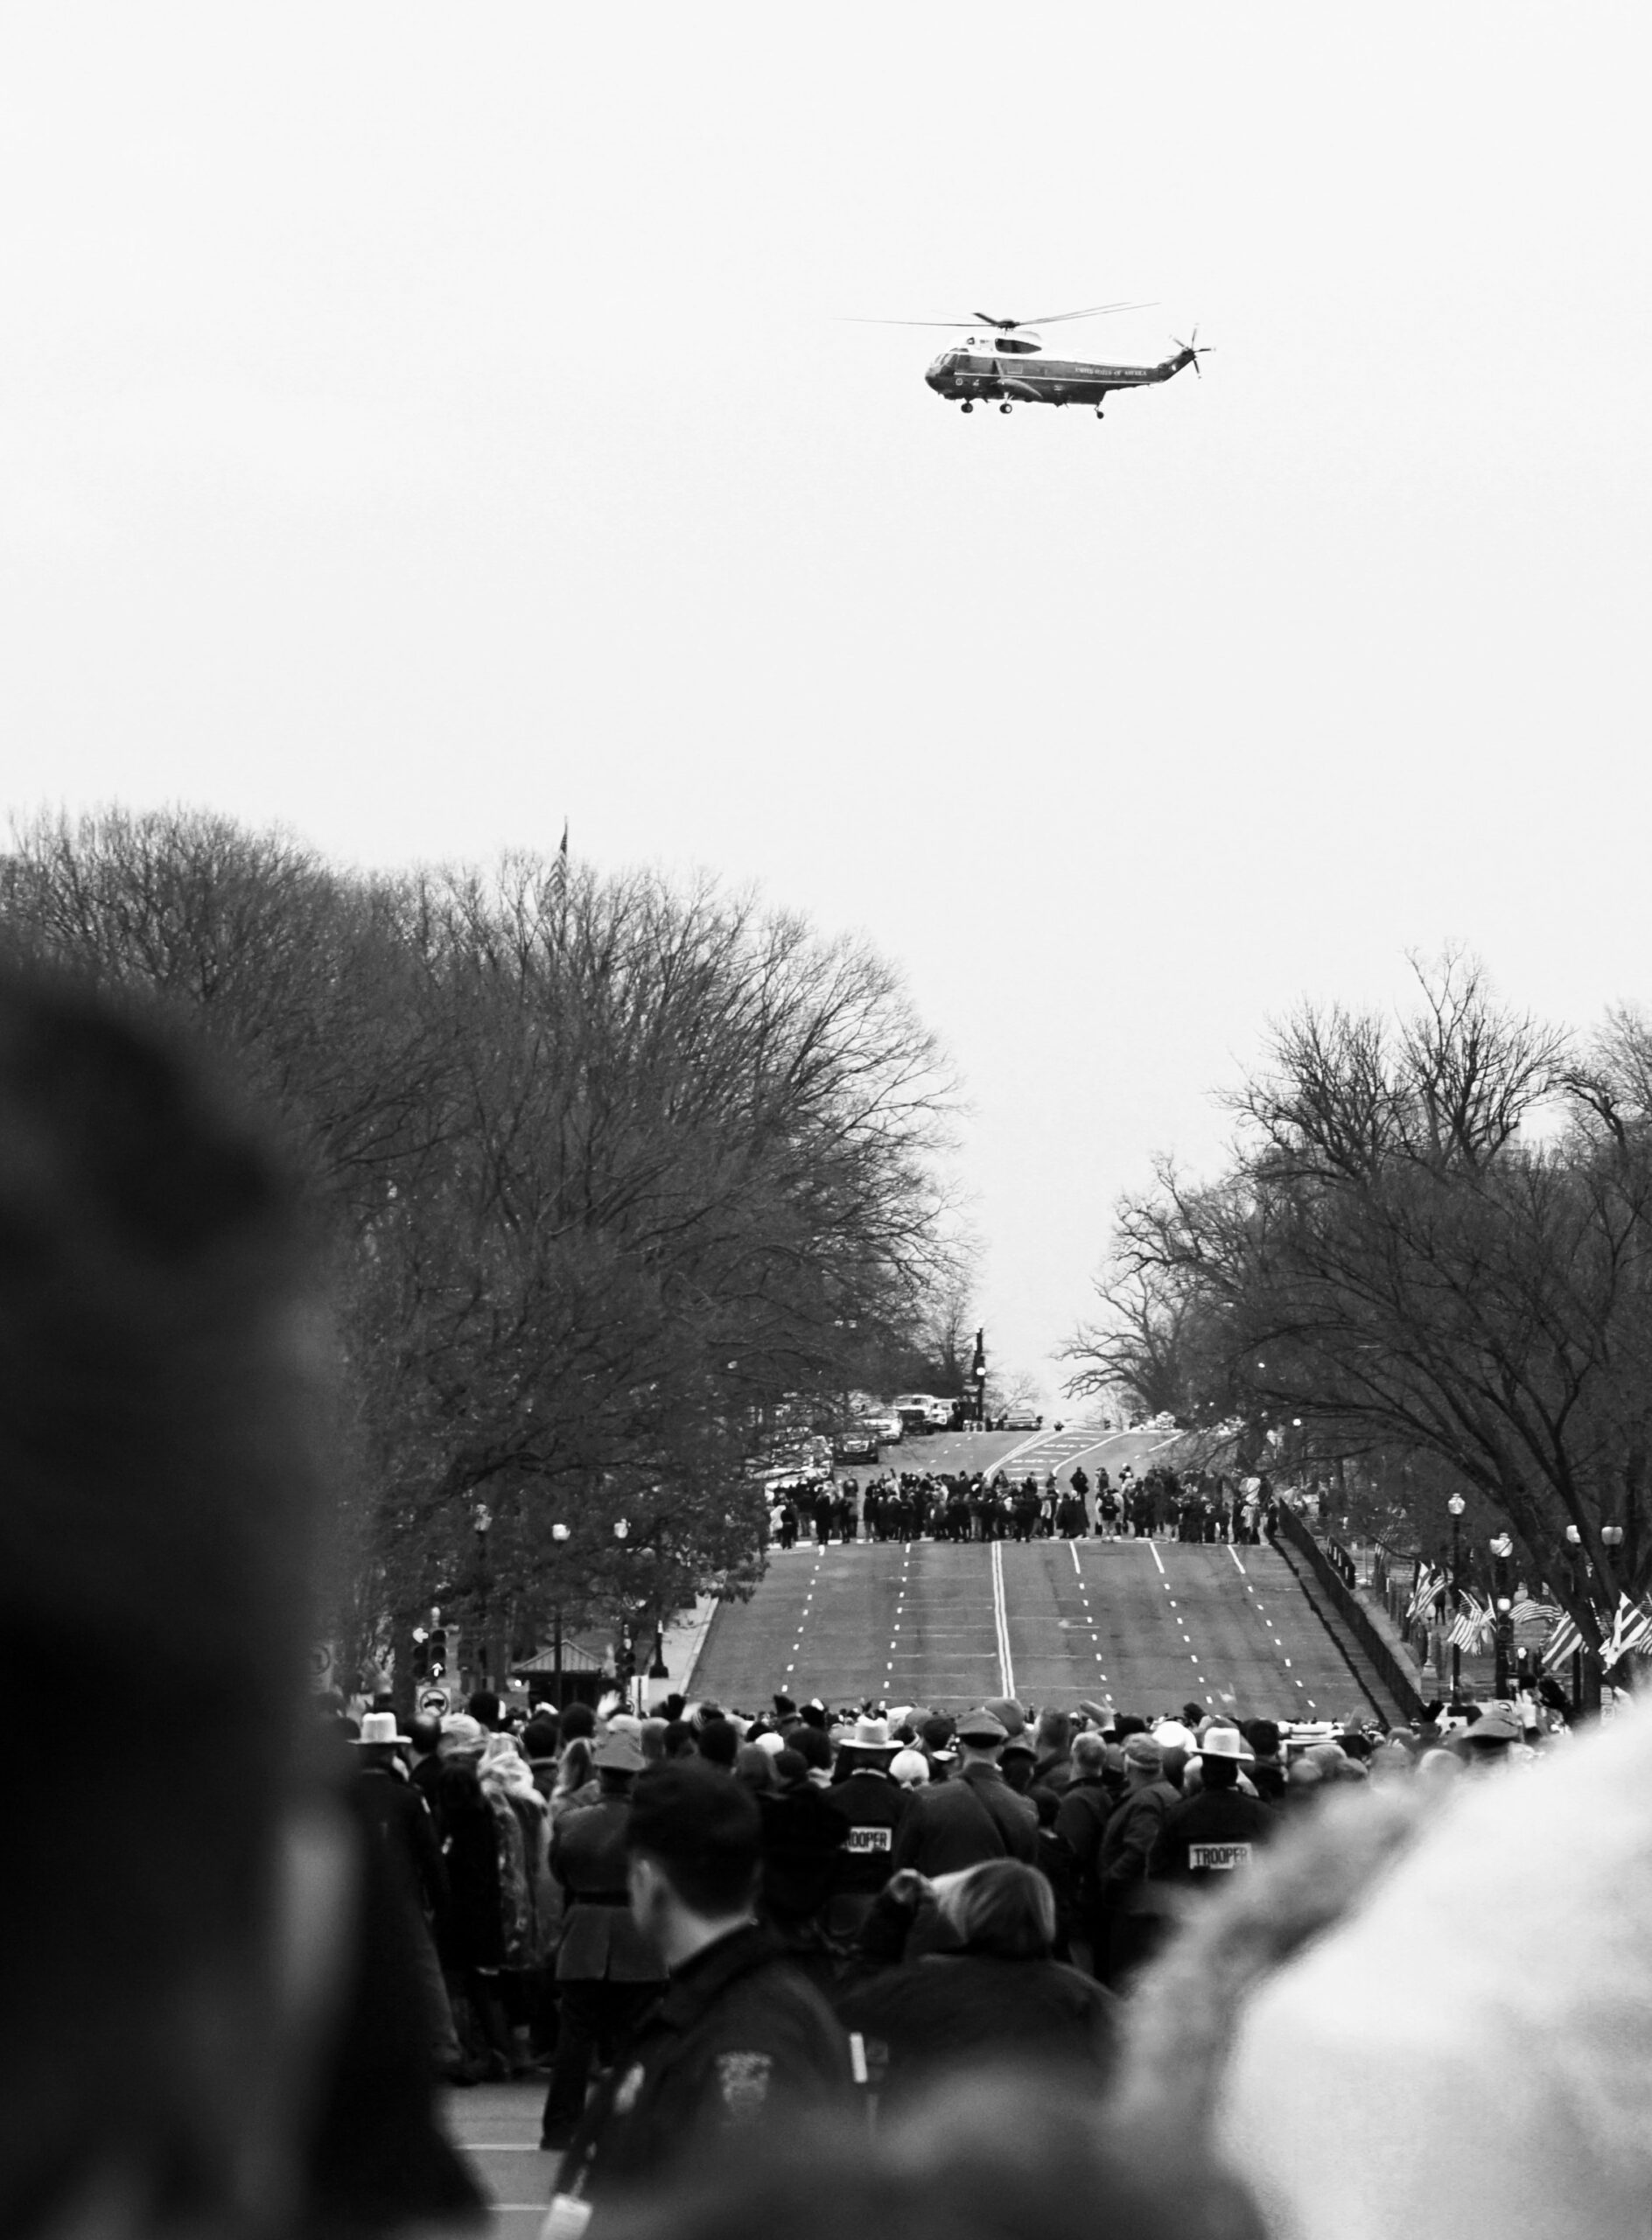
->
xmin=1447 ymin=1494 xmax=1466 ymax=1705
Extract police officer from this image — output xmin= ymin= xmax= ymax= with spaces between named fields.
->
xmin=557 ymin=1764 xmax=853 ymax=2215
xmin=540 ymin=1731 xmax=666 ymax=2150
xmin=890 ymin=1709 xmax=1037 ymax=1873
xmin=822 ymin=1716 xmax=910 ymax=1936
xmin=1150 ymin=1727 xmax=1277 ymax=1888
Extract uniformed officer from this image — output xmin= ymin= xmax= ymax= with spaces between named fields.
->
xmin=556 ymin=1763 xmax=853 ymax=2219
xmin=1149 ymin=1727 xmax=1278 ymax=1888
xmin=540 ymin=1731 xmax=667 ymax=2150
xmin=890 ymin=1709 xmax=1037 ymax=1874
xmin=822 ymin=1716 xmax=910 ymax=1936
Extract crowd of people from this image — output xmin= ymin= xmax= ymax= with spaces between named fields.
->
xmin=13 ymin=958 xmax=1652 ymax=2240
xmin=327 ymin=1663 xmax=1584 ymax=2220
xmin=774 ymin=1463 xmax=1282 ymax=1548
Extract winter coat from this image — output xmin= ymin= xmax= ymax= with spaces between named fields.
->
xmin=552 ymin=1794 xmax=665 ymax=1984
xmin=565 ymin=1923 xmax=853 ymax=2206
xmin=890 ymin=1763 xmax=1038 ymax=1875
xmin=836 ymin=1949 xmax=1117 ymax=2104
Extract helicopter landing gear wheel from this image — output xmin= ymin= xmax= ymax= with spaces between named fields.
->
xmin=960 ymin=400 xmax=973 ymax=413
xmin=998 ymin=402 xmax=1012 ymax=415
xmin=1094 ymin=407 xmax=1105 ymax=420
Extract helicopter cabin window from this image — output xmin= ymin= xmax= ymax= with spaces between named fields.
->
xmin=996 ymin=335 xmax=1040 ymax=354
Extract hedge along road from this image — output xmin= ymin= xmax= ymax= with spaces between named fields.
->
xmin=693 ymin=1530 xmax=1378 ymax=1723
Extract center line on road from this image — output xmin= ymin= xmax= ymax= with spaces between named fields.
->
xmin=1228 ymin=1545 xmax=1248 ymax=1576
xmin=990 ymin=1537 xmax=1015 ymax=1698
xmin=1148 ymin=1541 xmax=1166 ymax=1576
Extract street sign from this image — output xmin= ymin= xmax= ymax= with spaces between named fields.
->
xmin=417 ymin=1685 xmax=451 ymax=1717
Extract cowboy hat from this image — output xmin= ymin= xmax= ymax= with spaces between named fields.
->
xmin=1188 ymin=1725 xmax=1254 ymax=1767
xmin=354 ymin=1711 xmax=410 ymax=1746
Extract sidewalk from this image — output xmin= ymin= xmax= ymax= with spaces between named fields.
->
xmin=645 ymin=1590 xmax=719 ymax=1706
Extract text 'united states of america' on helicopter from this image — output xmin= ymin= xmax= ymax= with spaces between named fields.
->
xmin=851 ymin=300 xmax=1210 ymax=418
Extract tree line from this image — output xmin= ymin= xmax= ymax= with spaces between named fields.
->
xmin=0 ymin=809 xmax=964 ymax=1690
xmin=1067 ymin=952 xmax=1652 ymax=1669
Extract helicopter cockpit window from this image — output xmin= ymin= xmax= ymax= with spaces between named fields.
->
xmin=995 ymin=334 xmax=1040 ymax=354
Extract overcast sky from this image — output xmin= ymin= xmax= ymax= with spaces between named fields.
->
xmin=4 ymin=5 xmax=1648 ymax=1399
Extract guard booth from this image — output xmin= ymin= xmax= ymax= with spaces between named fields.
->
xmin=511 ymin=1633 xmax=611 ymax=1712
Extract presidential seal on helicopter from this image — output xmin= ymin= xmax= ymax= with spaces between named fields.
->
xmin=852 ymin=300 xmax=1209 ymax=418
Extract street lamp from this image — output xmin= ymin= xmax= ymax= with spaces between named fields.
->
xmin=1489 ymin=1532 xmax=1515 ymax=1698
xmin=549 ymin=1520 xmax=570 ymax=1700
xmin=1447 ymin=1495 xmax=1466 ymax=1702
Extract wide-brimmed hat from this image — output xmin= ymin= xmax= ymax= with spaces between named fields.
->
xmin=1189 ymin=1726 xmax=1254 ymax=1767
xmin=592 ymin=1732 xmax=647 ymax=1774
xmin=354 ymin=1711 xmax=410 ymax=1747
xmin=1458 ymin=1704 xmax=1522 ymax=1746
xmin=851 ymin=1716 xmax=898 ymax=1753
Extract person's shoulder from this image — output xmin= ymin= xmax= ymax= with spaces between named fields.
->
xmin=711 ymin=1946 xmax=849 ymax=2046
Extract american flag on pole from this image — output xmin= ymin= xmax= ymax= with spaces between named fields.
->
xmin=1602 ymin=1597 xmax=1652 ymax=1672
xmin=1448 ymin=1596 xmax=1493 ymax=1652
xmin=1543 ymin=1612 xmax=1584 ymax=1670
xmin=1406 ymin=1564 xmax=1445 ymax=1625
xmin=1509 ymin=1596 xmax=1560 ymax=1628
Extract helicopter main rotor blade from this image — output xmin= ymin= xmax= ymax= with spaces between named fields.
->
xmin=1013 ymin=299 xmax=1157 ymax=326
xmin=838 ymin=316 xmax=984 ymax=329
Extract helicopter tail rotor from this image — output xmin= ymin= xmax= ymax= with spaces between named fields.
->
xmin=1171 ymin=327 xmax=1211 ymax=375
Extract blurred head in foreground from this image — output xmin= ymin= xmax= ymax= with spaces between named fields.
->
xmin=605 ymin=2069 xmax=1262 ymax=2240
xmin=0 ymin=963 xmax=336 ymax=2236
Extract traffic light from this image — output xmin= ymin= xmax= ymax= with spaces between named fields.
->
xmin=410 ymin=1626 xmax=429 ymax=1680
xmin=427 ymin=1627 xmax=450 ymax=1682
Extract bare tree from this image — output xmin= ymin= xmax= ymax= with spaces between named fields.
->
xmin=1071 ymin=953 xmax=1652 ymax=1663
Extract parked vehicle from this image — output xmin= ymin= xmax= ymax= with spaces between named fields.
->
xmin=892 ymin=1392 xmax=938 ymax=1433
xmin=830 ymin=1420 xmax=882 ymax=1463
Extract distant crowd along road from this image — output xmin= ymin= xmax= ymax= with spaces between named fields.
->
xmin=696 ymin=1430 xmax=1376 ymax=1726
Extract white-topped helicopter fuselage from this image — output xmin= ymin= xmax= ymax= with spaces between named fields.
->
xmin=925 ymin=329 xmax=1200 ymax=416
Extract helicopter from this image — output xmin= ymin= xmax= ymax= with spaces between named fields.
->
xmin=859 ymin=301 xmax=1209 ymax=418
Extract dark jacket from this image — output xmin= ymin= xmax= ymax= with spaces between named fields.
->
xmin=1052 ymin=1774 xmax=1115 ymax=1929
xmin=758 ymin=1785 xmax=847 ymax=1932
xmin=356 ymin=1763 xmax=447 ymax=1919
xmin=824 ymin=1768 xmax=910 ymax=1895
xmin=836 ymin=1950 xmax=1116 ymax=2104
xmin=890 ymin=1761 xmax=1037 ymax=1874
xmin=1096 ymin=1778 xmax=1180 ymax=1902
xmin=552 ymin=1794 xmax=666 ymax=1984
xmin=1150 ymin=1787 xmax=1278 ymax=1886
xmin=567 ymin=1923 xmax=853 ymax=2206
